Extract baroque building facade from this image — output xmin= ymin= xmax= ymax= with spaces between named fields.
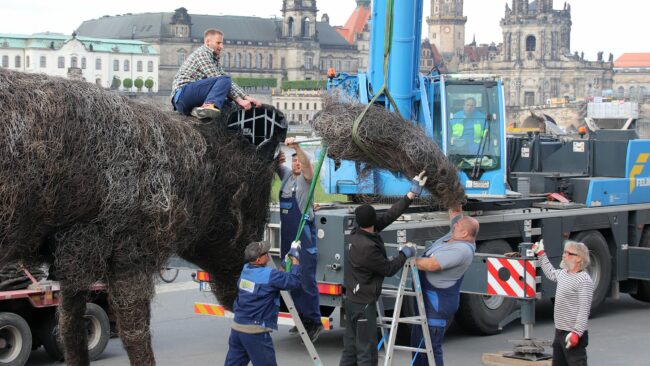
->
xmin=424 ymin=0 xmax=614 ymax=108
xmin=77 ymin=1 xmax=369 ymax=94
xmin=0 ymin=32 xmax=159 ymax=91
xmin=613 ymin=53 xmax=650 ymax=100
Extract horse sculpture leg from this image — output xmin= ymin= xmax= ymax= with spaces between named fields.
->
xmin=52 ymin=223 xmax=110 ymax=366
xmin=58 ymin=290 xmax=91 ymax=366
xmin=108 ymin=270 xmax=156 ymax=365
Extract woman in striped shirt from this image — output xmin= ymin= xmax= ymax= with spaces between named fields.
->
xmin=533 ymin=239 xmax=594 ymax=366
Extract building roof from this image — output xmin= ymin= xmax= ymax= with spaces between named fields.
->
xmin=463 ymin=43 xmax=494 ymax=63
xmin=614 ymin=53 xmax=650 ymax=68
xmin=77 ymin=11 xmax=352 ymax=48
xmin=0 ymin=33 xmax=158 ymax=54
xmin=76 ymin=13 xmax=167 ymax=39
xmin=421 ymin=41 xmax=444 ymax=64
xmin=335 ymin=5 xmax=370 ymax=44
xmin=192 ymin=15 xmax=280 ymax=43
xmin=317 ymin=22 xmax=354 ymax=47
xmin=420 ymin=41 xmax=447 ymax=73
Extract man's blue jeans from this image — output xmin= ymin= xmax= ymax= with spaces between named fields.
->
xmin=173 ymin=76 xmax=232 ymax=115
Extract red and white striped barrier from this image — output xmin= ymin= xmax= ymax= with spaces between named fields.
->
xmin=486 ymin=257 xmax=537 ymax=298
xmin=194 ymin=302 xmax=333 ymax=330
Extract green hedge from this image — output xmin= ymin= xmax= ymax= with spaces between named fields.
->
xmin=281 ymin=80 xmax=327 ymax=90
xmin=110 ymin=77 xmax=121 ymax=90
xmin=134 ymin=78 xmax=144 ymax=90
xmin=232 ymin=77 xmax=277 ymax=88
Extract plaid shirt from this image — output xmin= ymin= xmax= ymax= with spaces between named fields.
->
xmin=171 ymin=45 xmax=246 ymax=100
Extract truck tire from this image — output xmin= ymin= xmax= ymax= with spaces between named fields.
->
xmin=0 ymin=312 xmax=32 ymax=366
xmin=631 ymin=227 xmax=650 ymax=303
xmin=37 ymin=303 xmax=110 ymax=362
xmin=572 ymin=230 xmax=611 ymax=309
xmin=455 ymin=240 xmax=517 ymax=335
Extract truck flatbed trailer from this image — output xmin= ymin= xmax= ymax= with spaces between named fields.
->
xmin=265 ymin=200 xmax=650 ymax=334
xmin=0 ymin=272 xmax=111 ymax=366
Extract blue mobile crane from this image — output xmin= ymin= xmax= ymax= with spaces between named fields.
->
xmin=272 ymin=0 xmax=650 ymax=336
xmin=322 ymin=0 xmax=506 ymax=198
xmin=198 ymin=0 xmax=650 ymax=344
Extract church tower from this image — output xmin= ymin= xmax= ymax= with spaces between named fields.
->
xmin=427 ymin=0 xmax=467 ymax=60
xmin=281 ymin=0 xmax=320 ymax=81
xmin=501 ymin=0 xmax=571 ymax=63
xmin=282 ymin=0 xmax=318 ymax=40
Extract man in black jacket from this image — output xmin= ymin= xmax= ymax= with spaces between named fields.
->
xmin=339 ymin=172 xmax=427 ymax=366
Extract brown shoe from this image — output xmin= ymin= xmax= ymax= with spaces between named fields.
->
xmin=191 ymin=103 xmax=221 ymax=120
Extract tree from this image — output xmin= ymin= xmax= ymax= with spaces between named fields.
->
xmin=134 ymin=78 xmax=144 ymax=92
xmin=144 ymin=79 xmax=154 ymax=92
xmin=110 ymin=76 xmax=121 ymax=90
xmin=122 ymin=78 xmax=133 ymax=91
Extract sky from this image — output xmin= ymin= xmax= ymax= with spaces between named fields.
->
xmin=0 ymin=0 xmax=645 ymax=61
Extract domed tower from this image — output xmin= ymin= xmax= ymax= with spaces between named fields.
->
xmin=427 ymin=0 xmax=467 ymax=61
xmin=170 ymin=7 xmax=192 ymax=39
xmin=501 ymin=0 xmax=572 ymax=62
xmin=282 ymin=0 xmax=318 ymax=40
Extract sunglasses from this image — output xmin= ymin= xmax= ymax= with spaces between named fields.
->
xmin=563 ymin=250 xmax=579 ymax=257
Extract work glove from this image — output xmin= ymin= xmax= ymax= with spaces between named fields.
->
xmin=288 ymin=240 xmax=301 ymax=259
xmin=399 ymin=242 xmax=417 ymax=259
xmin=532 ymin=240 xmax=545 ymax=256
xmin=409 ymin=171 xmax=428 ymax=197
xmin=565 ymin=331 xmax=580 ymax=349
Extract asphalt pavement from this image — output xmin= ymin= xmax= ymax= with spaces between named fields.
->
xmin=27 ymin=269 xmax=650 ymax=365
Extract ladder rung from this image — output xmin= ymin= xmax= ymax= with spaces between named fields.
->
xmin=382 ymin=289 xmax=417 ymax=297
xmin=379 ymin=316 xmax=427 ymax=325
xmin=378 ymin=260 xmax=435 ymax=363
xmin=393 ymin=345 xmax=431 ymax=353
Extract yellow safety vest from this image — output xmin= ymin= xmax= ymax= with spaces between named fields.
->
xmin=451 ymin=122 xmax=485 ymax=144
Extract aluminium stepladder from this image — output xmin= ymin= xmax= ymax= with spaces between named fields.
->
xmin=376 ymin=257 xmax=435 ymax=366
xmin=268 ymin=258 xmax=322 ymax=366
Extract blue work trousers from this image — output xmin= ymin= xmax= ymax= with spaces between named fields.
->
xmin=224 ymin=330 xmax=276 ymax=366
xmin=411 ymin=325 xmax=446 ymax=366
xmin=279 ymin=191 xmax=321 ymax=324
xmin=173 ymin=76 xmax=232 ymax=115
xmin=288 ymin=223 xmax=321 ymax=324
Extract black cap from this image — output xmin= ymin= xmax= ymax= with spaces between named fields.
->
xmin=355 ymin=204 xmax=376 ymax=228
xmin=244 ymin=241 xmax=271 ymax=261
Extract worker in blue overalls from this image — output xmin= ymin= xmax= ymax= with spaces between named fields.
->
xmin=224 ymin=240 xmax=301 ymax=366
xmin=411 ymin=207 xmax=478 ymax=366
xmin=276 ymin=136 xmax=323 ymax=341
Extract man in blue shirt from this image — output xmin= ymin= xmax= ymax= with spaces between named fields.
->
xmin=224 ymin=241 xmax=301 ymax=366
xmin=450 ymin=97 xmax=485 ymax=155
xmin=411 ymin=207 xmax=478 ymax=366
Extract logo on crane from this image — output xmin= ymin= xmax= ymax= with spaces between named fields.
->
xmin=629 ymin=153 xmax=649 ymax=193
